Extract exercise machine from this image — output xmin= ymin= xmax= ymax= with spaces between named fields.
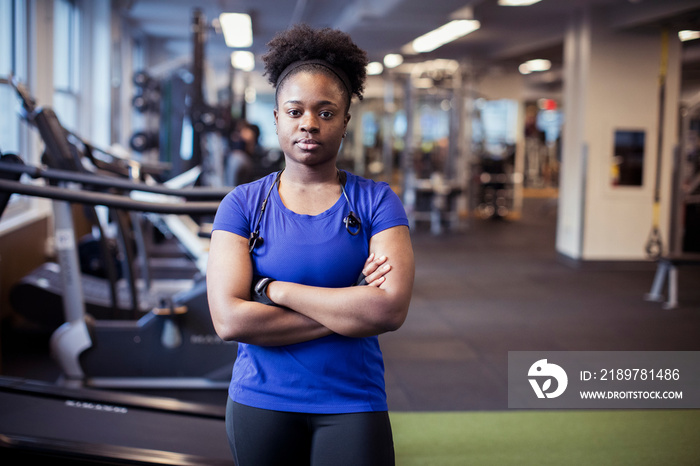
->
xmin=0 ymin=76 xmax=235 ymax=389
xmin=2 ymin=76 xmax=175 ymax=330
xmin=8 ymin=164 xmax=219 ymax=332
xmin=645 ymin=88 xmax=700 ymax=309
xmin=472 ymin=146 xmax=517 ymax=220
xmin=0 ymin=153 xmax=235 ymax=389
xmin=130 ymin=9 xmax=234 ymax=186
xmin=0 ymin=376 xmax=233 ymax=465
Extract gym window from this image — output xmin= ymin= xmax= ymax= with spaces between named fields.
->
xmin=0 ymin=0 xmax=30 ymax=231
xmin=53 ymin=0 xmax=81 ymax=133
xmin=0 ymin=1 xmax=25 ymax=155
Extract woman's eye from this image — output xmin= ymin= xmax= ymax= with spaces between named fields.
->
xmin=320 ymin=111 xmax=333 ymax=118
xmin=287 ymin=109 xmax=301 ymax=116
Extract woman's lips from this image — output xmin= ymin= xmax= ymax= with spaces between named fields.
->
xmin=296 ymin=138 xmax=320 ymax=151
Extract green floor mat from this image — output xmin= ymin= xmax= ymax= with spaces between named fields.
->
xmin=390 ymin=410 xmax=700 ymax=466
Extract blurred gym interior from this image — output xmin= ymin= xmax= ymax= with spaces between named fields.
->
xmin=1 ymin=1 xmax=700 ymax=465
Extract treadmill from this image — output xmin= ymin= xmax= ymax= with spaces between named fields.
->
xmin=0 ymin=94 xmax=233 ymax=466
xmin=5 ymin=75 xmax=229 ymax=333
xmin=0 ymin=76 xmax=237 ymax=390
xmin=0 ymin=376 xmax=233 ymax=465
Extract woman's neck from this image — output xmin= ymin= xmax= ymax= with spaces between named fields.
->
xmin=280 ymin=161 xmax=338 ymax=188
xmin=277 ymin=162 xmax=342 ymax=215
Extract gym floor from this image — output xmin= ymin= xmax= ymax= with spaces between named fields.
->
xmin=2 ymin=195 xmax=699 ymax=412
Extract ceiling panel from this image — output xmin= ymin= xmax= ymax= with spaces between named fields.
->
xmin=121 ymin=0 xmax=700 ymax=85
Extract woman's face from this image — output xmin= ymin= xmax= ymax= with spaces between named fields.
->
xmin=274 ymin=71 xmax=350 ymax=169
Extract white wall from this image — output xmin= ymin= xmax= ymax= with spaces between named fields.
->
xmin=583 ymin=15 xmax=680 ymax=260
xmin=557 ymin=8 xmax=681 ymax=261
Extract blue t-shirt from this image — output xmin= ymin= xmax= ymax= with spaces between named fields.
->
xmin=211 ymin=170 xmax=409 ymax=414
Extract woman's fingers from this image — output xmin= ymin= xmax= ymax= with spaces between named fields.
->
xmin=366 ymin=266 xmax=390 ymax=287
xmin=362 ymin=253 xmax=386 ymax=276
xmin=363 ymin=254 xmax=391 ymax=286
xmin=362 ymin=253 xmax=376 ymax=271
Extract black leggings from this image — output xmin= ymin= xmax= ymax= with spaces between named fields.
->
xmin=226 ymin=399 xmax=395 ymax=466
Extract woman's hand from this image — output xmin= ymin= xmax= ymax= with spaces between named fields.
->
xmin=267 ymin=225 xmax=414 ymax=338
xmin=359 ymin=253 xmax=391 ymax=287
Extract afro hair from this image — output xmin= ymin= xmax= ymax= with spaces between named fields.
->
xmin=262 ymin=24 xmax=369 ymax=103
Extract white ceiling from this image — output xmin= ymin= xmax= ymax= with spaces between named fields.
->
xmin=119 ymin=0 xmax=700 ymax=87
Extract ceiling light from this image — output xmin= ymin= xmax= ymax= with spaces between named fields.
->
xmin=384 ymin=54 xmax=404 ymax=69
xmin=231 ymin=51 xmax=255 ymax=71
xmin=498 ymin=0 xmax=542 ymax=6
xmin=526 ymin=59 xmax=551 ymax=71
xmin=220 ymin=13 xmax=252 ymax=48
xmin=367 ymin=62 xmax=384 ymax=75
xmin=679 ymin=30 xmax=700 ymax=42
xmin=411 ymin=20 xmax=481 ymax=53
xmin=519 ymin=58 xmax=551 ymax=74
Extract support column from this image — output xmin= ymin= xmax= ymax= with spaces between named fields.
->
xmin=556 ymin=6 xmax=682 ymax=261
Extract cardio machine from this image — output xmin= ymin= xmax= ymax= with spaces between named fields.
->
xmin=0 ymin=165 xmax=234 ymax=466
xmin=0 ymin=77 xmax=235 ymax=389
xmin=8 ymin=99 xmax=222 ymax=332
xmin=0 ymin=376 xmax=234 ymax=465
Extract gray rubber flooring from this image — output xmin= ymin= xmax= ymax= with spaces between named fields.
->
xmin=383 ymin=197 xmax=700 ymax=411
xmin=2 ymin=197 xmax=699 ymax=411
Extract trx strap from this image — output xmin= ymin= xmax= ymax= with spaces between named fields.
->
xmin=645 ymin=29 xmax=668 ymax=259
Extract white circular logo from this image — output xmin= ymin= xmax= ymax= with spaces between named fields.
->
xmin=528 ymin=359 xmax=568 ymax=399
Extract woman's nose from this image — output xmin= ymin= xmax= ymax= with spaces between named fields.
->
xmin=300 ymin=113 xmax=319 ymax=133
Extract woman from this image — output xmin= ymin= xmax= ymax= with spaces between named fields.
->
xmin=207 ymin=24 xmax=414 ymax=466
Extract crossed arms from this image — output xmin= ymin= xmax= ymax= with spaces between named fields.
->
xmin=207 ymin=225 xmax=414 ymax=346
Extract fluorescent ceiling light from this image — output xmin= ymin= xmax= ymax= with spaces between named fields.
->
xmin=367 ymin=62 xmax=384 ymax=75
xmin=384 ymin=54 xmax=404 ymax=69
xmin=220 ymin=13 xmax=252 ymax=48
xmin=679 ymin=30 xmax=700 ymax=42
xmin=231 ymin=51 xmax=255 ymax=71
xmin=519 ymin=58 xmax=551 ymax=74
xmin=498 ymin=0 xmax=542 ymax=6
xmin=412 ymin=20 xmax=480 ymax=53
